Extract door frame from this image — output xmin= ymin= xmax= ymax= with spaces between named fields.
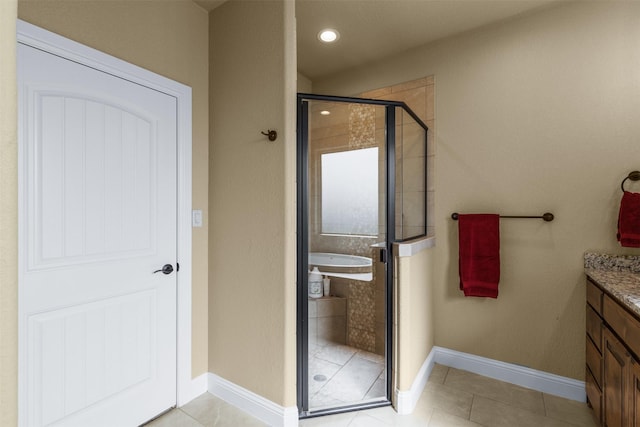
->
xmin=16 ymin=19 xmax=197 ymax=420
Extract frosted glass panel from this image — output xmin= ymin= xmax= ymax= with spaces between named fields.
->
xmin=321 ymin=147 xmax=379 ymax=235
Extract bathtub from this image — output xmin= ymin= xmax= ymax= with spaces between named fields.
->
xmin=308 ymin=252 xmax=372 ymax=281
xmin=309 ymin=252 xmax=372 ymax=268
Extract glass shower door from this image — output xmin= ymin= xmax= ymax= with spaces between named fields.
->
xmin=298 ymin=96 xmax=390 ymax=414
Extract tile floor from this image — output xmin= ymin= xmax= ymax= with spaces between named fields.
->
xmin=308 ymin=343 xmax=386 ymax=409
xmin=147 ymin=364 xmax=598 ymax=427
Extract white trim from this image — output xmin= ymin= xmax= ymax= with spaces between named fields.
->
xmin=179 ymin=373 xmax=208 ymax=407
xmin=395 ymin=346 xmax=586 ymax=415
xmin=204 ymin=346 xmax=584 ymax=422
xmin=16 ymin=18 xmax=195 ymax=417
xmin=432 ymin=346 xmax=586 ymax=403
xmin=395 ymin=349 xmax=435 ymax=414
xmin=208 ymin=373 xmax=299 ymax=427
xmin=395 ymin=236 xmax=435 ymax=258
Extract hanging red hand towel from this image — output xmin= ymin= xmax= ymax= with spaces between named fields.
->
xmin=618 ymin=191 xmax=640 ymax=248
xmin=458 ymin=214 xmax=500 ymax=298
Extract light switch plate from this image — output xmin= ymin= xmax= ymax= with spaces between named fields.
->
xmin=192 ymin=209 xmax=203 ymax=227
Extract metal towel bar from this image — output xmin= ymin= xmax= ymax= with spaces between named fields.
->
xmin=451 ymin=212 xmax=554 ymax=222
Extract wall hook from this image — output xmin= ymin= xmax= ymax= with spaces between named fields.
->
xmin=261 ymin=129 xmax=277 ymax=141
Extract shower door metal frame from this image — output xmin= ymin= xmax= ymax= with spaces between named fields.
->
xmin=296 ymin=93 xmax=429 ymax=418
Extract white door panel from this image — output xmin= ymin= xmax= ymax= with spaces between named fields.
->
xmin=29 ymin=290 xmax=156 ymax=426
xmin=19 ymin=44 xmax=177 ymax=427
xmin=34 ymin=95 xmax=156 ymax=263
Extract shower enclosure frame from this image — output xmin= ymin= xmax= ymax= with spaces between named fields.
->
xmin=296 ymin=93 xmax=429 ymax=417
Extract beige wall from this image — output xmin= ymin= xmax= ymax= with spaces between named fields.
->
xmin=0 ymin=1 xmax=18 ymax=424
xmin=18 ymin=0 xmax=210 ymax=377
xmin=297 ymin=71 xmax=312 ymax=93
xmin=315 ymin=1 xmax=640 ymax=381
xmin=209 ymin=0 xmax=297 ymax=406
xmin=394 ymin=248 xmax=434 ymax=391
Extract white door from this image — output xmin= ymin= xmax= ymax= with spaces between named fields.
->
xmin=18 ymin=43 xmax=178 ymax=427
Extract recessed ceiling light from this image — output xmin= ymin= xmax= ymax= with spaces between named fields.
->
xmin=320 ymin=110 xmax=331 ymax=116
xmin=318 ymin=29 xmax=340 ymax=43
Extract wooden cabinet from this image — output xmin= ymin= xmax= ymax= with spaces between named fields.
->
xmin=630 ymin=359 xmax=640 ymax=427
xmin=587 ymin=279 xmax=604 ymax=424
xmin=603 ymin=327 xmax=630 ymax=427
xmin=588 ymin=277 xmax=640 ymax=426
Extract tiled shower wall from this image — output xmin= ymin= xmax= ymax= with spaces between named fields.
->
xmin=309 ymin=77 xmax=434 ymax=355
xmin=308 ymin=100 xmax=380 ymax=259
xmin=320 ymin=252 xmax=381 ymax=355
xmin=360 ymin=76 xmax=435 ymax=239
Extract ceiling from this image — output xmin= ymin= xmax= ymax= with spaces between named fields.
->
xmin=196 ymin=0 xmax=560 ymax=81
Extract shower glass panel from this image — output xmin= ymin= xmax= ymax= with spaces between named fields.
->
xmin=304 ymin=98 xmax=387 ymax=412
xmin=297 ymin=93 xmax=428 ymax=417
xmin=396 ymin=109 xmax=427 ymax=241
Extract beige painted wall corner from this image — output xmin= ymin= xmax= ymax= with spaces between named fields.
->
xmin=0 ymin=0 xmax=18 ymax=424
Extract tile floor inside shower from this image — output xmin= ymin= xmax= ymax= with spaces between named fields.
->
xmin=308 ymin=342 xmax=386 ymax=409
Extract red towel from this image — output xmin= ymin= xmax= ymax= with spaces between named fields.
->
xmin=458 ymin=214 xmax=500 ymax=298
xmin=618 ymin=191 xmax=640 ymax=247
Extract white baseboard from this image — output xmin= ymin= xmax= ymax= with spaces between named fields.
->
xmin=200 ymin=347 xmax=585 ymax=423
xmin=178 ymin=372 xmax=209 ymax=406
xmin=207 ymin=373 xmax=299 ymax=427
xmin=432 ymin=346 xmax=586 ymax=403
xmin=395 ymin=346 xmax=586 ymax=415
xmin=395 ymin=350 xmax=435 ymax=414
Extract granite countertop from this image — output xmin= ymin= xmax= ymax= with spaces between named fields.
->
xmin=585 ymin=252 xmax=640 ymax=317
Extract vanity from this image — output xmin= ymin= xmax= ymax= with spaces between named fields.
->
xmin=585 ymin=253 xmax=640 ymax=426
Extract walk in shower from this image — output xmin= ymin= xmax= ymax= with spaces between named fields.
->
xmin=297 ymin=94 xmax=429 ymax=416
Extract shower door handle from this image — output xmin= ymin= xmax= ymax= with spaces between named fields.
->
xmin=379 ymin=249 xmax=387 ymax=264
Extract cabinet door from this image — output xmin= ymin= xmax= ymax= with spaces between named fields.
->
xmin=604 ymin=328 xmax=630 ymax=427
xmin=587 ymin=303 xmax=603 ymax=352
xmin=630 ymin=359 xmax=640 ymax=427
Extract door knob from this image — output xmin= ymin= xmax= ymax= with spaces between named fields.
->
xmin=153 ymin=264 xmax=174 ymax=275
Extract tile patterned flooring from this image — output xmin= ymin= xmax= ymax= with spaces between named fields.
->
xmin=148 ymin=364 xmax=598 ymax=427
xmin=309 ymin=343 xmax=386 ymax=409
